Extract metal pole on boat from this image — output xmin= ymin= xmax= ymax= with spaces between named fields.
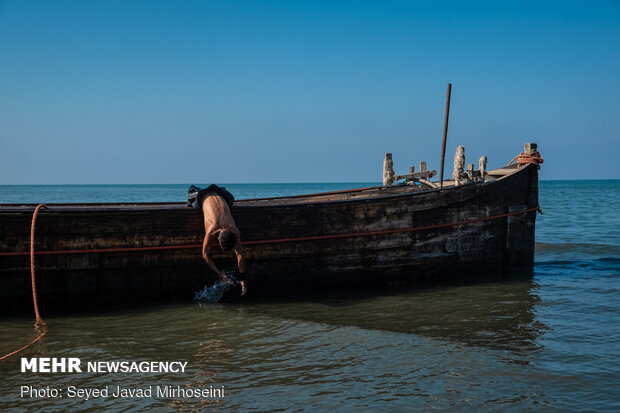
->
xmin=440 ymin=83 xmax=452 ymax=188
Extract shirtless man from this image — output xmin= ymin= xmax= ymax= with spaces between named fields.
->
xmin=188 ymin=185 xmax=247 ymax=295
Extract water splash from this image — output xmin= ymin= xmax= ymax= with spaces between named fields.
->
xmin=194 ymin=271 xmax=241 ymax=303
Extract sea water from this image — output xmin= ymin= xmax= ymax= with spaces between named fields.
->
xmin=0 ymin=181 xmax=619 ymax=412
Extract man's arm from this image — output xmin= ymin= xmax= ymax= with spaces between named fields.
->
xmin=234 ymin=247 xmax=245 ymax=274
xmin=233 ymin=234 xmax=247 ymax=295
xmin=202 ymin=235 xmax=227 ymax=282
xmin=233 ymin=233 xmax=245 ymax=273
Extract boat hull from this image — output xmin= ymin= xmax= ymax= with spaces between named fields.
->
xmin=0 ymin=165 xmax=538 ymax=313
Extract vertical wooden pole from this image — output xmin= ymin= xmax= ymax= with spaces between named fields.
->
xmin=383 ymin=153 xmax=396 ymax=186
xmin=440 ymin=83 xmax=452 ymax=188
xmin=524 ymin=143 xmax=537 ymax=155
xmin=479 ymin=156 xmax=487 ymax=182
xmin=453 ymin=145 xmax=465 ymax=186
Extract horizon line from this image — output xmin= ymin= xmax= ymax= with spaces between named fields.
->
xmin=1 ymin=178 xmax=619 ymax=186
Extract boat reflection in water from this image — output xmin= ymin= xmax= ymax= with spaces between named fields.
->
xmin=188 ymin=275 xmax=551 ymax=411
xmin=235 ymin=276 xmax=546 ymax=356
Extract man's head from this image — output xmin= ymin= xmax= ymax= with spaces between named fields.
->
xmin=218 ymin=230 xmax=235 ymax=251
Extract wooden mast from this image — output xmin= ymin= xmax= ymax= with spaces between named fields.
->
xmin=440 ymin=83 xmax=452 ymax=188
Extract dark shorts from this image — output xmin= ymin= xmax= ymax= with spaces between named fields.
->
xmin=187 ymin=184 xmax=235 ymax=210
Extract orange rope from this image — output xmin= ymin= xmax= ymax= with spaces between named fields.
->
xmin=0 ymin=206 xmax=542 ymax=255
xmin=0 ymin=204 xmax=48 ymax=361
xmin=508 ymin=151 xmax=544 ymax=168
xmin=0 ymin=320 xmax=47 ymax=361
xmin=0 ymin=243 xmax=199 ymax=257
xmin=243 ymin=206 xmax=542 ymax=245
xmin=30 ymin=204 xmax=47 ymax=321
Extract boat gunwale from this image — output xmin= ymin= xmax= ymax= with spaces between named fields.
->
xmin=0 ymin=165 xmax=524 ymax=211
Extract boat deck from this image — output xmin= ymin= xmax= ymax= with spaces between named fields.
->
xmin=0 ymin=165 xmax=519 ymax=211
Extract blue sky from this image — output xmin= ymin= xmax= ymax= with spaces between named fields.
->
xmin=1 ymin=0 xmax=619 ymax=183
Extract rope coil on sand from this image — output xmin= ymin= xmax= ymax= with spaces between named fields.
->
xmin=0 ymin=204 xmax=48 ymax=361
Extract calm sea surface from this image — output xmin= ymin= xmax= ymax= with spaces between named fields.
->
xmin=0 ymin=181 xmax=619 ymax=412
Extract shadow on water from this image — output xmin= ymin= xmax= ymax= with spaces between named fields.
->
xmin=0 ymin=274 xmax=548 ymax=360
xmin=220 ymin=276 xmax=548 ymax=356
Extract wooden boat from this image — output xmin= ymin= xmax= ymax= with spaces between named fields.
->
xmin=0 ymin=144 xmax=542 ymax=313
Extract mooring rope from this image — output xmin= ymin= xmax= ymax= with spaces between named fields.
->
xmin=243 ymin=206 xmax=542 ymax=245
xmin=508 ymin=151 xmax=544 ymax=168
xmin=0 ymin=204 xmax=48 ymax=361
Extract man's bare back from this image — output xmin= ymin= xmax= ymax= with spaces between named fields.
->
xmin=188 ymin=185 xmax=246 ymax=295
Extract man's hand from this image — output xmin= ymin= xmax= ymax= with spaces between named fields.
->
xmin=222 ymin=272 xmax=246 ymax=296
xmin=219 ymin=272 xmax=232 ymax=284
